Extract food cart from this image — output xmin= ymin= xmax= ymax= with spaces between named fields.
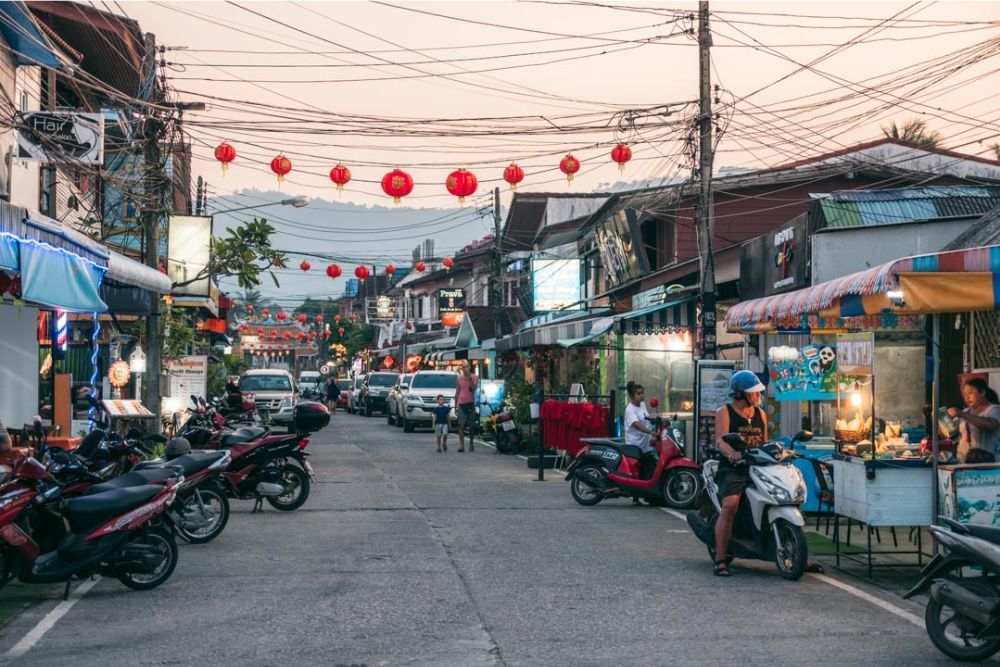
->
xmin=725 ymin=244 xmax=1000 ymax=576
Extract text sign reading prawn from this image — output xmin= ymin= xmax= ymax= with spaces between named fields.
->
xmin=836 ymin=333 xmax=875 ymax=376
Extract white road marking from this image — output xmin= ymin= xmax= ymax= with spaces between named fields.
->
xmin=810 ymin=573 xmax=924 ymax=627
xmin=659 ymin=507 xmax=689 ymax=522
xmin=5 ymin=577 xmax=102 ymax=661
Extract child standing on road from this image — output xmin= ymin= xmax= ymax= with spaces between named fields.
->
xmin=431 ymin=395 xmax=451 ymax=453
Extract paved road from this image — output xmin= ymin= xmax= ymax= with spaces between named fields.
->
xmin=0 ymin=413 xmax=963 ymax=665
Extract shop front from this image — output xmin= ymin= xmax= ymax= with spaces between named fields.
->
xmin=726 ymin=244 xmax=1000 ymax=575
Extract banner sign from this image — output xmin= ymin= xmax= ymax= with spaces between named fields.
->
xmin=768 ymin=344 xmax=838 ymax=401
xmin=438 ymin=288 xmax=465 ymax=313
xmin=17 ymin=112 xmax=104 ymax=164
xmin=595 ymin=208 xmax=649 ymax=289
xmin=167 ymin=216 xmax=212 ymax=297
xmin=836 ymin=333 xmax=875 ymax=376
xmin=531 ymin=258 xmax=582 ymax=312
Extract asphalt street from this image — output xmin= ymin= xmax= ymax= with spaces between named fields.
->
xmin=0 ymin=412 xmax=968 ymax=666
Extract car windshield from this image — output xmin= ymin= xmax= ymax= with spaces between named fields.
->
xmin=400 ymin=374 xmax=413 ymax=387
xmin=240 ymin=375 xmax=292 ymax=392
xmin=369 ymin=374 xmax=397 ymax=387
xmin=411 ymin=374 xmax=457 ymax=389
xmin=353 ymin=378 xmax=364 ymax=389
xmin=338 ymin=380 xmax=350 ymax=390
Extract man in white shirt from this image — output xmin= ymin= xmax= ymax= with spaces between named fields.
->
xmin=624 ymin=381 xmax=658 ymax=481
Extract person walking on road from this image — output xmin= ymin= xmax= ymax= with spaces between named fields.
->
xmin=431 ymin=395 xmax=451 ymax=452
xmin=325 ymin=377 xmax=341 ymax=414
xmin=454 ymin=364 xmax=478 ymax=452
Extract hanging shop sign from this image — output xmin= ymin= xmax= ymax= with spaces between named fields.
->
xmin=108 ymin=360 xmax=131 ymax=388
xmin=768 ymin=344 xmax=839 ymax=401
xmin=167 ymin=216 xmax=213 ymax=297
xmin=836 ymin=332 xmax=875 ymax=375
xmin=531 ymin=258 xmax=583 ymax=312
xmin=17 ymin=112 xmax=104 ymax=164
xmin=438 ymin=288 xmax=465 ymax=313
xmin=595 ymin=208 xmax=649 ymax=289
xmin=99 ymin=399 xmax=154 ymax=418
xmin=165 ymin=355 xmax=209 ymax=405
xmin=739 ymin=215 xmax=811 ymax=300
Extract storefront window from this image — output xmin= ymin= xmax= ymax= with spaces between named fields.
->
xmin=624 ymin=332 xmax=694 ymax=415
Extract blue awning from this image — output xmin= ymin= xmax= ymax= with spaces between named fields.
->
xmin=0 ymin=3 xmax=63 ymax=68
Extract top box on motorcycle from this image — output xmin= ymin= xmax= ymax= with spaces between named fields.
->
xmin=294 ymin=401 xmax=330 ymax=434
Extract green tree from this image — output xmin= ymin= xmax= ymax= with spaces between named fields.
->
xmin=171 ymin=217 xmax=286 ymax=291
xmin=881 ymin=119 xmax=942 ymax=148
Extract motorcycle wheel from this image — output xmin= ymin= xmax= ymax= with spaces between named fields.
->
xmin=925 ymin=574 xmax=1000 ymax=662
xmin=117 ymin=527 xmax=178 ymax=591
xmin=661 ymin=469 xmax=701 ymax=509
xmin=772 ymin=519 xmax=808 ymax=580
xmin=175 ymin=487 xmax=230 ymax=544
xmin=570 ymin=466 xmax=604 ymax=506
xmin=266 ymin=464 xmax=311 ymax=511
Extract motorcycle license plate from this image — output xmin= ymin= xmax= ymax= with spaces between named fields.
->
xmin=303 ymin=460 xmax=315 ymax=478
xmin=501 ymin=420 xmax=516 ymax=432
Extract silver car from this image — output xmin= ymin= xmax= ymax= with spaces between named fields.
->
xmin=239 ymin=369 xmax=297 ymax=426
xmin=387 ymin=373 xmax=413 ymax=427
xmin=399 ymin=370 xmax=458 ymax=433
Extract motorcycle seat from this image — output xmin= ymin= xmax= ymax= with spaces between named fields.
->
xmin=580 ymin=438 xmax=645 ymax=460
xmin=64 ymin=485 xmax=161 ymax=532
xmin=962 ymin=523 xmax=1000 ymax=545
xmin=136 ymin=451 xmax=226 ymax=477
xmin=85 ymin=468 xmax=176 ymax=495
xmin=220 ymin=426 xmax=268 ymax=446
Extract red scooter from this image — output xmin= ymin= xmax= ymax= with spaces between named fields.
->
xmin=564 ymin=419 xmax=702 ymax=509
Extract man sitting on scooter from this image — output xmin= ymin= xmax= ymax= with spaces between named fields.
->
xmin=712 ymin=371 xmax=768 ymax=577
xmin=624 ymin=381 xmax=658 ymax=492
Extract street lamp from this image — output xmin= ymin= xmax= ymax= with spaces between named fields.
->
xmin=212 ymin=196 xmax=310 ymax=215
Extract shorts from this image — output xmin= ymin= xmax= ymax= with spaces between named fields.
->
xmin=434 ymin=423 xmax=448 ymax=437
xmin=717 ymin=466 xmax=751 ymax=499
xmin=457 ymin=403 xmax=476 ymax=428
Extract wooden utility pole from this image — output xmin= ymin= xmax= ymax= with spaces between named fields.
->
xmin=142 ymin=32 xmax=165 ymax=429
xmin=697 ymin=1 xmax=717 ymax=359
xmin=492 ymin=187 xmax=504 ymax=341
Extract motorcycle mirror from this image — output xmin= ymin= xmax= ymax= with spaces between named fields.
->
xmin=191 ymin=395 xmax=199 ymax=407
xmin=794 ymin=430 xmax=814 ymax=443
xmin=721 ymin=433 xmax=746 ymax=448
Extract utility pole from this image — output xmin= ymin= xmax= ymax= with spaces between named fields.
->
xmin=142 ymin=34 xmax=165 ymax=430
xmin=696 ymin=1 xmax=717 ymax=360
xmin=492 ymin=187 xmax=504 ymax=344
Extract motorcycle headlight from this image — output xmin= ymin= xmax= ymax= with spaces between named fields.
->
xmin=752 ymin=469 xmax=791 ymax=503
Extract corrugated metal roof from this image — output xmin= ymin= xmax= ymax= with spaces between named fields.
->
xmin=815 ymin=185 xmax=1000 ymax=228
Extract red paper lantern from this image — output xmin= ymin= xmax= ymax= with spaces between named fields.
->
xmin=649 ymin=398 xmax=659 ymax=408
xmin=349 ymin=314 xmax=357 ymax=322
xmin=354 ymin=266 xmax=370 ymax=280
xmin=381 ymin=168 xmax=414 ymax=204
xmin=283 ymin=331 xmax=291 ymax=340
xmin=338 ymin=327 xmax=345 ymax=336
xmin=247 ymin=304 xmax=254 ymax=313
xmin=277 ymin=311 xmax=287 ymax=321
xmin=445 ymin=168 xmax=478 ymax=204
xmin=297 ymin=332 xmax=305 ymax=340
xmin=299 ymin=260 xmax=311 ymax=273
xmin=214 ymin=141 xmax=236 ymax=174
xmin=297 ymin=314 xmax=307 ymax=324
xmin=611 ymin=143 xmax=632 ymax=173
xmin=326 ymin=264 xmax=342 ymax=279
xmin=256 ymin=327 xmax=264 ymax=335
xmin=386 ymin=264 xmax=396 ymax=276
xmin=442 ymin=257 xmax=454 ymax=270
xmin=334 ymin=314 xmax=342 ymax=323
xmin=270 ymin=154 xmax=292 ymax=183
xmin=415 ymin=261 xmax=426 ymax=273
xmin=503 ymin=162 xmax=524 ymax=191
xmin=271 ymin=329 xmax=279 ymax=337
xmin=262 ymin=308 xmax=270 ymax=318
xmin=329 ymin=163 xmax=351 ymax=193
xmin=315 ymin=315 xmax=324 ymax=324
xmin=560 ymin=153 xmax=580 ymax=184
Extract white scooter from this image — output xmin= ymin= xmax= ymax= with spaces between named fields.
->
xmin=686 ymin=432 xmax=811 ymax=580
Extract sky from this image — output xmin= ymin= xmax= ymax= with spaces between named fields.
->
xmin=114 ymin=1 xmax=1000 ymax=301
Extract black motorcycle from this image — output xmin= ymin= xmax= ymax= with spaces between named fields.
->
xmin=905 ymin=517 xmax=1000 ymax=661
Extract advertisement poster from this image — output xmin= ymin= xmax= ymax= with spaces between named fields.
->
xmin=166 ymin=355 xmax=209 ymax=403
xmin=837 ymin=332 xmax=875 ymax=376
xmin=940 ymin=466 xmax=1000 ymax=527
xmin=696 ymin=360 xmax=735 ymax=461
xmin=768 ymin=344 xmax=838 ymax=401
xmin=531 ymin=259 xmax=582 ymax=312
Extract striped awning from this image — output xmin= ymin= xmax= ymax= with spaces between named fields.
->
xmin=619 ymin=296 xmax=696 ymax=335
xmin=496 ymin=311 xmax=610 ymax=353
xmin=725 ymin=245 xmax=1000 ymax=332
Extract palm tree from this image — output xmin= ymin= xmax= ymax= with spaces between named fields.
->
xmin=882 ymin=119 xmax=942 ymax=148
xmin=236 ymin=289 xmax=263 ymax=319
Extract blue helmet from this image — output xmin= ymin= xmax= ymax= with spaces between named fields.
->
xmin=730 ymin=370 xmax=765 ymax=395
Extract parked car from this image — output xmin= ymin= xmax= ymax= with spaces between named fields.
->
xmin=346 ymin=374 xmax=365 ymax=414
xmin=386 ymin=373 xmax=413 ymax=426
xmin=337 ymin=378 xmax=350 ymax=409
xmin=298 ymin=371 xmax=323 ymax=401
xmin=359 ymin=372 xmax=398 ymax=416
xmin=399 ymin=370 xmax=458 ymax=433
xmin=239 ymin=369 xmax=297 ymax=426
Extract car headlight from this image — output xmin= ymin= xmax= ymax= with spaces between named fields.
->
xmin=280 ymin=397 xmax=293 ymax=408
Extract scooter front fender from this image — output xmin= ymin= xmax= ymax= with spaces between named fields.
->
xmin=664 ymin=458 xmax=700 ymax=471
xmin=767 ymin=505 xmax=805 ymax=528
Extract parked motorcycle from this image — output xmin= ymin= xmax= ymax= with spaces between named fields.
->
xmin=0 ymin=456 xmax=182 ymax=594
xmin=686 ymin=433 xmax=810 ymax=580
xmin=564 ymin=419 xmax=702 ymax=509
xmin=904 ymin=517 xmax=1000 ymax=661
xmin=492 ymin=410 xmax=521 ymax=455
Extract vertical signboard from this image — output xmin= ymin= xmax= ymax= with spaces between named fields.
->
xmin=595 ymin=208 xmax=649 ymax=288
xmin=695 ymin=360 xmax=735 ymax=461
xmin=167 ymin=215 xmax=212 ymax=297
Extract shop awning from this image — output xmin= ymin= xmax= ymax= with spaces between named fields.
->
xmin=105 ymin=250 xmax=171 ymax=294
xmin=725 ymin=245 xmax=1000 ymax=332
xmin=496 ymin=310 xmax=610 ymax=353
xmin=0 ymin=3 xmax=63 ymax=68
xmin=556 ymin=297 xmax=696 ymax=347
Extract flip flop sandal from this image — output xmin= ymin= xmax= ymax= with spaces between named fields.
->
xmin=714 ymin=561 xmax=732 ymax=577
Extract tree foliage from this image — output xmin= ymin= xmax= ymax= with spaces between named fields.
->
xmin=171 ymin=217 xmax=286 ymax=291
xmin=881 ymin=119 xmax=942 ymax=148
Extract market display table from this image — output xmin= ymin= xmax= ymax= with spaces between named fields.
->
xmin=938 ymin=463 xmax=1000 ymax=527
xmin=830 ymin=456 xmax=932 ymax=577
